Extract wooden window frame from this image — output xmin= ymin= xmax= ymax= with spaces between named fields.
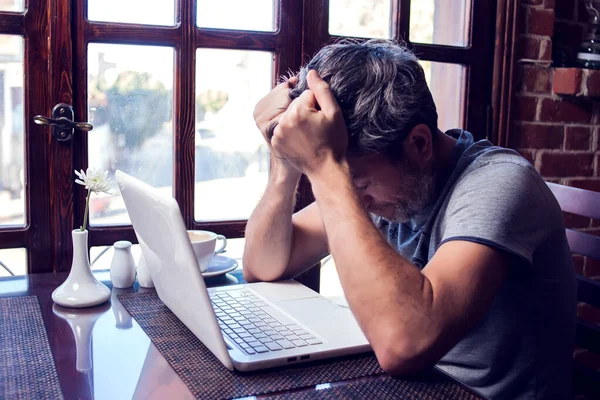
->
xmin=76 ymin=0 xmax=496 ymax=243
xmin=0 ymin=1 xmax=54 ymax=274
xmin=0 ymin=0 xmax=499 ymax=281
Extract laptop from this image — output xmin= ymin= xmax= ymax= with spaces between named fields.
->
xmin=115 ymin=170 xmax=370 ymax=371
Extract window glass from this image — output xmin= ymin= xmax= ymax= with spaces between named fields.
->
xmin=410 ymin=0 xmax=471 ymax=46
xmin=195 ymin=49 xmax=271 ymax=221
xmin=0 ymin=0 xmax=23 ymax=12
xmin=0 ymin=247 xmax=27 ymax=277
xmin=329 ymin=0 xmax=391 ymax=38
xmin=0 ymin=35 xmax=25 ymax=227
xmin=88 ymin=0 xmax=175 ymax=26
xmin=420 ymin=61 xmax=465 ymax=131
xmin=197 ymin=0 xmax=276 ymax=32
xmin=87 ymin=43 xmax=174 ymax=226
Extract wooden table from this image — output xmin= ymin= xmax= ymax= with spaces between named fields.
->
xmin=0 ymin=270 xmax=484 ymax=400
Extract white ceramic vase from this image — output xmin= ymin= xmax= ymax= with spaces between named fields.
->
xmin=110 ymin=240 xmax=136 ymax=288
xmin=52 ymin=229 xmax=111 ymax=308
xmin=136 ymin=252 xmax=154 ymax=288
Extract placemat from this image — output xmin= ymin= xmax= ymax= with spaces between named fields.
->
xmin=119 ymin=290 xmax=482 ymax=400
xmin=266 ymin=375 xmax=483 ymax=399
xmin=118 ymin=290 xmax=385 ymax=399
xmin=0 ymin=296 xmax=64 ymax=400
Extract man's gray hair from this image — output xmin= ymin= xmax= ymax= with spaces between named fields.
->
xmin=289 ymin=39 xmax=438 ymax=160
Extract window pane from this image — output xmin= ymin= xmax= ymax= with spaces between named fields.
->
xmin=195 ymin=49 xmax=271 ymax=221
xmin=197 ymin=0 xmax=275 ymax=31
xmin=420 ymin=61 xmax=465 ymax=131
xmin=0 ymin=247 xmax=27 ymax=277
xmin=88 ymin=0 xmax=175 ymax=26
xmin=0 ymin=0 xmax=23 ymax=12
xmin=88 ymin=44 xmax=174 ymax=226
xmin=329 ymin=0 xmax=391 ymax=39
xmin=0 ymin=35 xmax=25 ymax=227
xmin=410 ymin=0 xmax=471 ymax=47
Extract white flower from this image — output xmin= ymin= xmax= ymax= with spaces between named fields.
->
xmin=74 ymin=168 xmax=111 ymax=195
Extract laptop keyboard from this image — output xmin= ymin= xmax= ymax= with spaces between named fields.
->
xmin=209 ymin=289 xmax=323 ymax=355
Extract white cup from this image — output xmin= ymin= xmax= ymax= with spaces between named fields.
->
xmin=187 ymin=230 xmax=227 ymax=272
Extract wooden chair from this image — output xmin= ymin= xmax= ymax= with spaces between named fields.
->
xmin=546 ymin=182 xmax=600 ymax=398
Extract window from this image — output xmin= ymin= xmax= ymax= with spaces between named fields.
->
xmin=0 ymin=0 xmax=495 ymax=277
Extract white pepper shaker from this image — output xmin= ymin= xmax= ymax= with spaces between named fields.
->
xmin=110 ymin=241 xmax=136 ymax=288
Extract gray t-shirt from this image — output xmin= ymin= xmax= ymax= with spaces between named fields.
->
xmin=374 ymin=130 xmax=576 ymax=400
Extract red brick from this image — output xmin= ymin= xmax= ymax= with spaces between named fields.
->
xmin=522 ymin=66 xmax=552 ymax=93
xmin=553 ymin=67 xmax=583 ymax=95
xmin=555 ymin=0 xmax=575 ymax=20
xmin=584 ymin=257 xmax=600 ymax=277
xmin=514 ymin=96 xmax=538 ymax=121
xmin=527 ymin=8 xmax=555 ymax=36
xmin=539 ymin=98 xmax=593 ymax=123
xmin=540 ymin=152 xmax=594 ymax=177
xmin=569 ymin=178 xmax=600 ymax=192
xmin=517 ymin=149 xmax=536 ymax=164
xmin=565 ymin=126 xmax=592 ymax=150
xmin=518 ymin=36 xmax=541 ymax=60
xmin=510 ymin=123 xmax=564 ymax=149
xmin=540 ymin=38 xmax=553 ymax=60
xmin=563 ymin=211 xmax=591 ymax=229
xmin=585 ymin=69 xmax=600 ymax=97
xmin=573 ymin=254 xmax=585 ymax=275
xmin=578 ymin=302 xmax=600 ymax=323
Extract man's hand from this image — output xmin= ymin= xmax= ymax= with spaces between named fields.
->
xmin=272 ymin=70 xmax=349 ymax=176
xmin=253 ymin=76 xmax=300 ymax=176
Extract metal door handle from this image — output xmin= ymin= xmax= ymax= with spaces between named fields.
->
xmin=34 ymin=115 xmax=93 ymax=132
xmin=34 ymin=103 xmax=93 ymax=142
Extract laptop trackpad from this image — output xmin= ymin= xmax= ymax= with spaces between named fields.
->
xmin=276 ymin=297 xmax=352 ymax=324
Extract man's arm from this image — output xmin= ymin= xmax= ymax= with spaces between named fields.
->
xmin=243 ymin=78 xmax=329 ymax=282
xmin=242 ymin=164 xmax=329 ymax=282
xmin=309 ymin=160 xmax=509 ymax=375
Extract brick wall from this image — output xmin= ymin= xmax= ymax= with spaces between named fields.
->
xmin=512 ymin=0 xmax=600 ymax=381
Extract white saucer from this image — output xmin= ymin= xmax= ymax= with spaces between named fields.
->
xmin=202 ymin=255 xmax=238 ymax=278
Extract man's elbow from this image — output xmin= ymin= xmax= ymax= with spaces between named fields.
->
xmin=241 ymin=260 xmax=286 ymax=283
xmin=373 ymin=332 xmax=437 ymax=377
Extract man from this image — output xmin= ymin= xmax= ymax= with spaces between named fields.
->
xmin=243 ymin=40 xmax=576 ymax=400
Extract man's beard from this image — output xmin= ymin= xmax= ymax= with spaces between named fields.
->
xmin=389 ymin=162 xmax=436 ymax=223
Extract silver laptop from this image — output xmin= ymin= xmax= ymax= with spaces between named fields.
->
xmin=115 ymin=170 xmax=370 ymax=371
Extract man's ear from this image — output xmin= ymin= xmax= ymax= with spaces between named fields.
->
xmin=402 ymin=124 xmax=433 ymax=165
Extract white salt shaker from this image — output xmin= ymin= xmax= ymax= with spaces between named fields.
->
xmin=110 ymin=241 xmax=136 ymax=288
xmin=136 ymin=252 xmax=154 ymax=288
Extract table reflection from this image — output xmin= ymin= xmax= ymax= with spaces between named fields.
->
xmin=52 ymin=302 xmax=111 ymax=372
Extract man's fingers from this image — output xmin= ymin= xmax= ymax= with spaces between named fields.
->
xmin=295 ymin=89 xmax=317 ymax=109
xmin=306 ymin=70 xmax=340 ymax=119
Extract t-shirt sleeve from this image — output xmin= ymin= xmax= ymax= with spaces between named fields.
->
xmin=440 ymin=161 xmax=557 ymax=265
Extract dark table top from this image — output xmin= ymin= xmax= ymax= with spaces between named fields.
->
xmin=0 ymin=270 xmax=483 ymax=400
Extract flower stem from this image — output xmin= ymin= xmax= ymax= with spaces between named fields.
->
xmin=81 ymin=190 xmax=91 ymax=231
